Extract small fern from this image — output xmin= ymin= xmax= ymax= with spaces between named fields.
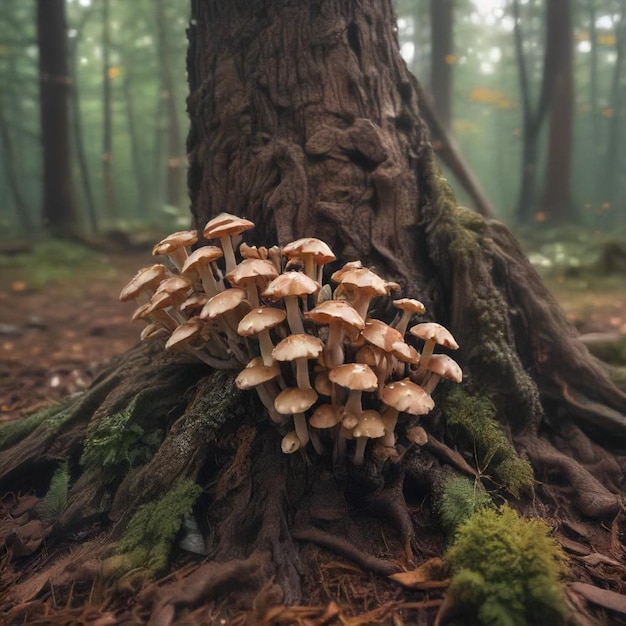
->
xmin=437 ymin=476 xmax=491 ymax=535
xmin=446 ymin=505 xmax=567 ymax=626
xmin=117 ymin=477 xmax=202 ymax=572
xmin=43 ymin=462 xmax=70 ymax=519
xmin=443 ymin=387 xmax=534 ymax=495
xmin=81 ymin=397 xmax=162 ymax=476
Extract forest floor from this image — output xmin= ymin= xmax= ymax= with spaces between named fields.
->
xmin=1 ymin=236 xmax=625 ymax=421
xmin=0 ymin=235 xmax=625 ymax=624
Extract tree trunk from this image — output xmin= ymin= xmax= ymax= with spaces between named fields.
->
xmin=36 ymin=0 xmax=79 ymax=236
xmin=2 ymin=1 xmax=625 ymax=624
xmin=541 ymin=0 xmax=574 ymax=222
xmin=155 ymin=0 xmax=185 ymax=210
xmin=429 ymin=0 xmax=454 ymax=130
xmin=102 ymin=0 xmax=116 ymax=221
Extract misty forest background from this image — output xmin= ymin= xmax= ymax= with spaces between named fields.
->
xmin=1 ymin=0 xmax=625 ymax=252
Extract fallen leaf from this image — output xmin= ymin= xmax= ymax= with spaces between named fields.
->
xmin=569 ymin=582 xmax=626 ymax=615
xmin=389 ymin=557 xmax=449 ymax=589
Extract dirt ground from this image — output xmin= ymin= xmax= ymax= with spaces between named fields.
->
xmin=1 ymin=243 xmax=625 ymax=422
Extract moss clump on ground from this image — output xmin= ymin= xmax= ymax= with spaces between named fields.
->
xmin=0 ymin=400 xmax=75 ymax=451
xmin=443 ymin=387 xmax=534 ymax=495
xmin=446 ymin=505 xmax=567 ymax=626
xmin=437 ymin=475 xmax=492 ymax=536
xmin=116 ymin=477 xmax=203 ymax=573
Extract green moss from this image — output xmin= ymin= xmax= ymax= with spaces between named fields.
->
xmin=80 ymin=397 xmax=162 ymax=478
xmin=43 ymin=461 xmax=70 ymax=519
xmin=443 ymin=387 xmax=534 ymax=496
xmin=446 ymin=505 xmax=567 ymax=626
xmin=117 ymin=477 xmax=202 ymax=572
xmin=0 ymin=400 xmax=75 ymax=451
xmin=437 ymin=476 xmax=492 ymax=535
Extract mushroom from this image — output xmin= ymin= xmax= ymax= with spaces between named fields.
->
xmin=420 ymin=354 xmax=463 ymax=395
xmin=272 ymin=334 xmax=324 ymax=389
xmin=352 ymin=409 xmax=385 ymax=465
xmin=181 ymin=246 xmax=225 ymax=298
xmin=409 ymin=322 xmax=459 ymax=369
xmin=304 ymin=300 xmax=365 ymax=368
xmin=281 ymin=430 xmax=302 ymax=454
xmin=237 ymin=307 xmax=287 ymax=366
xmin=393 ymin=298 xmax=426 ymax=336
xmin=179 ymin=293 xmax=208 ymax=319
xmin=148 ymin=276 xmax=193 ymax=325
xmin=235 ymin=356 xmax=284 ymax=424
xmin=262 ymin=272 xmax=321 ymax=335
xmin=360 ymin=319 xmax=404 ymax=389
xmin=152 ymin=230 xmax=198 ymax=271
xmin=379 ymin=378 xmax=434 ymax=448
xmin=119 ymin=264 xmax=170 ymax=305
xmin=203 ymin=213 xmax=255 ymax=274
xmin=281 ymin=237 xmax=336 ymax=282
xmin=309 ymin=403 xmax=342 ymax=429
xmin=226 ymin=258 xmax=278 ymax=308
xmin=328 ymin=363 xmax=378 ymax=417
xmin=140 ymin=323 xmax=170 ymax=341
xmin=274 ymin=387 xmax=318 ymax=448
xmin=333 ymin=267 xmax=390 ymax=320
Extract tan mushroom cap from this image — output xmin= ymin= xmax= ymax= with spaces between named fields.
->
xmin=262 ymin=271 xmax=321 ymax=299
xmin=274 ymin=387 xmax=318 ymax=414
xmin=353 ymin=410 xmax=385 ymax=439
xmin=237 ymin=306 xmax=286 ymax=336
xmin=182 ymin=246 xmax=224 ymax=272
xmin=132 ymin=302 xmax=152 ymax=322
xmin=281 ymin=430 xmax=302 ymax=454
xmin=227 ymin=258 xmax=278 ymax=286
xmin=304 ymin=299 xmax=365 ymax=330
xmin=149 ymin=276 xmax=193 ymax=311
xmin=180 ymin=293 xmax=208 ymax=317
xmin=203 ymin=213 xmax=255 ymax=239
xmin=391 ymin=341 xmax=420 ymax=365
xmin=200 ymin=288 xmax=247 ymax=320
xmin=393 ymin=298 xmax=426 ymax=315
xmin=120 ymin=264 xmax=169 ymax=302
xmin=409 ymin=322 xmax=459 ymax=350
xmin=272 ymin=334 xmax=324 ymax=361
xmin=406 ymin=425 xmax=428 ymax=446
xmin=330 ymin=260 xmax=363 ymax=283
xmin=140 ymin=323 xmax=169 ymax=341
xmin=309 ymin=403 xmax=342 ymax=428
xmin=165 ymin=318 xmax=204 ymax=350
xmin=335 ymin=267 xmax=389 ymax=296
xmin=235 ymin=356 xmax=281 ymax=389
xmin=361 ymin=319 xmax=404 ymax=352
xmin=282 ymin=237 xmax=336 ymax=263
xmin=380 ymin=378 xmax=434 ymax=415
xmin=153 ymin=230 xmax=198 ymax=255
xmin=424 ymin=354 xmax=463 ymax=383
xmin=328 ymin=363 xmax=378 ymax=392
xmin=314 ymin=369 xmax=333 ymax=396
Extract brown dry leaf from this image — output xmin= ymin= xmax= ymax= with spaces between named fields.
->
xmin=11 ymin=280 xmax=27 ymax=292
xmin=389 ymin=557 xmax=449 ymax=589
xmin=569 ymin=582 xmax=626 ymax=615
xmin=580 ymin=553 xmax=626 ymax=570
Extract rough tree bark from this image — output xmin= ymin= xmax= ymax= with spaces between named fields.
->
xmin=2 ymin=1 xmax=625 ymax=624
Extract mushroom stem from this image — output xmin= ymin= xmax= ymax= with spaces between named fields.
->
xmin=168 ymin=248 xmax=188 ymax=272
xmin=395 ymin=311 xmax=412 ymax=337
xmin=284 ymin=296 xmax=305 ymax=335
xmin=190 ymin=348 xmax=239 ymax=370
xmin=381 ymin=406 xmax=400 ymax=447
xmin=245 ymin=284 xmax=260 ymax=309
xmin=345 ymin=390 xmax=363 ymax=416
xmin=255 ymin=383 xmax=286 ymax=424
xmin=353 ymin=437 xmax=368 ymax=465
xmin=420 ymin=339 xmax=436 ymax=368
xmin=295 ymin=358 xmax=312 ymax=390
xmin=257 ymin=330 xmax=276 ymax=367
xmin=308 ymin=428 xmax=325 ymax=455
xmin=293 ymin=412 xmax=310 ymax=447
xmin=198 ymin=266 xmax=222 ymax=298
xmin=422 ymin=373 xmax=442 ymax=395
xmin=303 ymin=257 xmax=316 ymax=281
xmin=324 ymin=322 xmax=345 ymax=368
xmin=220 ymin=236 xmax=238 ymax=274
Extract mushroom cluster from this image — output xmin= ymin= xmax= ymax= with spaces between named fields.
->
xmin=120 ymin=213 xmax=462 ymax=465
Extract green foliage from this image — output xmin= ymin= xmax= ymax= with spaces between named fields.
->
xmin=117 ymin=477 xmax=202 ymax=572
xmin=443 ymin=387 xmax=534 ymax=495
xmin=43 ymin=461 xmax=70 ymax=519
xmin=80 ymin=397 xmax=162 ymax=477
xmin=0 ymin=400 xmax=74 ymax=451
xmin=437 ymin=475 xmax=492 ymax=535
xmin=446 ymin=506 xmax=567 ymax=626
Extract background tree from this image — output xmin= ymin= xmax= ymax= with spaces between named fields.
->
xmin=1 ymin=1 xmax=624 ymax=623
xmin=36 ymin=0 xmax=79 ymax=236
xmin=429 ymin=0 xmax=455 ymax=129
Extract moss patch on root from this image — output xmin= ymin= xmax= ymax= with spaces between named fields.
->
xmin=443 ymin=387 xmax=534 ymax=496
xmin=445 ymin=505 xmax=567 ymax=626
xmin=437 ymin=475 xmax=492 ymax=536
xmin=115 ymin=477 xmax=203 ymax=573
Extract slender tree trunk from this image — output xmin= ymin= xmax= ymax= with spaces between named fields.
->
xmin=36 ymin=0 xmax=79 ymax=236
xmin=541 ymin=0 xmax=574 ymax=222
xmin=102 ymin=0 xmax=116 ymax=220
xmin=429 ymin=0 xmax=454 ymax=130
xmin=0 ymin=99 xmax=33 ymax=232
xmin=588 ymin=0 xmax=600 ymax=202
xmin=155 ymin=0 xmax=185 ymax=210
xmin=68 ymin=7 xmax=98 ymax=234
